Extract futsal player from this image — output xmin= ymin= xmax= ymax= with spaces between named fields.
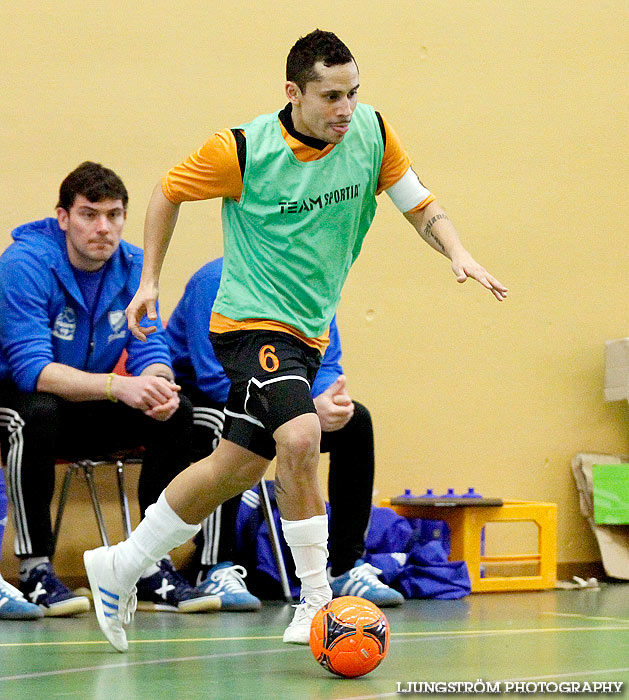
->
xmin=84 ymin=28 xmax=507 ymax=652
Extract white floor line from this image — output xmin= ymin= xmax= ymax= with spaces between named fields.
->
xmin=542 ymin=611 xmax=629 ymax=623
xmin=390 ymin=624 xmax=629 ymax=639
xmin=0 ymin=647 xmax=299 ymax=682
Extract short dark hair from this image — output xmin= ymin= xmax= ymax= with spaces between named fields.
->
xmin=286 ymin=29 xmax=356 ymax=92
xmin=56 ymin=161 xmax=129 ymax=211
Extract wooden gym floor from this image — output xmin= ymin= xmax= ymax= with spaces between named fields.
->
xmin=2 ymin=583 xmax=629 ymax=699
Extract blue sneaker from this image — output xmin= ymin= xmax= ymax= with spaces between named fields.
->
xmin=329 ymin=560 xmax=404 ymax=607
xmin=19 ymin=562 xmax=90 ymax=617
xmin=136 ymin=558 xmax=220 ymax=613
xmin=198 ymin=562 xmax=261 ymax=612
xmin=0 ymin=573 xmax=43 ymax=620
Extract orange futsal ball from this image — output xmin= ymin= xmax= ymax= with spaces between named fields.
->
xmin=309 ymin=596 xmax=390 ymax=678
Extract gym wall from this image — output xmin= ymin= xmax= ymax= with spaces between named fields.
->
xmin=1 ymin=0 xmax=627 ymax=581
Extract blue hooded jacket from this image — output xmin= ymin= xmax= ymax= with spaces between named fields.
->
xmin=165 ymin=258 xmax=343 ymax=402
xmin=0 ymin=217 xmax=172 ymax=392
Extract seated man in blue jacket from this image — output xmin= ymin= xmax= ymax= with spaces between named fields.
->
xmin=166 ymin=258 xmax=404 ymax=610
xmin=0 ymin=162 xmax=217 ymax=617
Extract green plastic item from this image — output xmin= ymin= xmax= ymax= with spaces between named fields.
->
xmin=592 ymin=464 xmax=629 ymax=524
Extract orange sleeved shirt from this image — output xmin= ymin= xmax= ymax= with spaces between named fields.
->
xmin=162 ymin=111 xmax=434 ymax=210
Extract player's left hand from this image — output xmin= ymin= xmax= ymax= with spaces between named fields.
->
xmin=451 ymin=252 xmax=508 ymax=301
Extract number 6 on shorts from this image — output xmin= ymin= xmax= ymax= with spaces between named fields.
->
xmin=259 ymin=344 xmax=280 ymax=372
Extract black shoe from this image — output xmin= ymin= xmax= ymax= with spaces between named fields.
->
xmin=20 ymin=563 xmax=90 ymax=617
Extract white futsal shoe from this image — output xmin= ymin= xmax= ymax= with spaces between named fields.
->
xmin=84 ymin=546 xmax=137 ymax=653
xmin=282 ymin=593 xmax=329 ymax=645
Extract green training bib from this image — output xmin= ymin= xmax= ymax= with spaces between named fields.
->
xmin=216 ymin=102 xmax=384 ymax=338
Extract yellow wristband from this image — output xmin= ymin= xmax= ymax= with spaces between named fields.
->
xmin=105 ymin=372 xmax=118 ymax=403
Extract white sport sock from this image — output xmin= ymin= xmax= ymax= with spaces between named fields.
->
xmin=281 ymin=515 xmax=331 ymax=602
xmin=111 ymin=491 xmax=200 ymax=589
xmin=139 ymin=563 xmax=161 ymax=580
xmin=19 ymin=556 xmax=49 ymax=581
xmin=139 ymin=554 xmax=172 ymax=580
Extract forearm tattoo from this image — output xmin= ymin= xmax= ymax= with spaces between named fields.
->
xmin=422 ymin=213 xmax=449 ymax=253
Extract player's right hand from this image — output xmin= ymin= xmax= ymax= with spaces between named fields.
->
xmin=126 ymin=283 xmax=159 ymax=341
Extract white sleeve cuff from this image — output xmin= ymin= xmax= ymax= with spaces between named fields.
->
xmin=385 ymin=167 xmax=432 ymax=213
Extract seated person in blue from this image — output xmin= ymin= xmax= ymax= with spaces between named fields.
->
xmin=0 ymin=162 xmax=216 ymax=617
xmin=166 ymin=257 xmax=403 ymax=610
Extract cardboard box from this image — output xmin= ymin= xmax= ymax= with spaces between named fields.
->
xmin=572 ymin=452 xmax=629 ymax=579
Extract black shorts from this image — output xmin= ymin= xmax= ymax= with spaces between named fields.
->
xmin=209 ymin=330 xmax=322 ymax=459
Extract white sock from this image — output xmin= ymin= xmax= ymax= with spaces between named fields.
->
xmin=19 ymin=556 xmax=49 ymax=581
xmin=139 ymin=554 xmax=172 ymax=580
xmin=281 ymin=515 xmax=331 ymax=602
xmin=139 ymin=563 xmax=161 ymax=580
xmin=112 ymin=491 xmax=200 ymax=589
